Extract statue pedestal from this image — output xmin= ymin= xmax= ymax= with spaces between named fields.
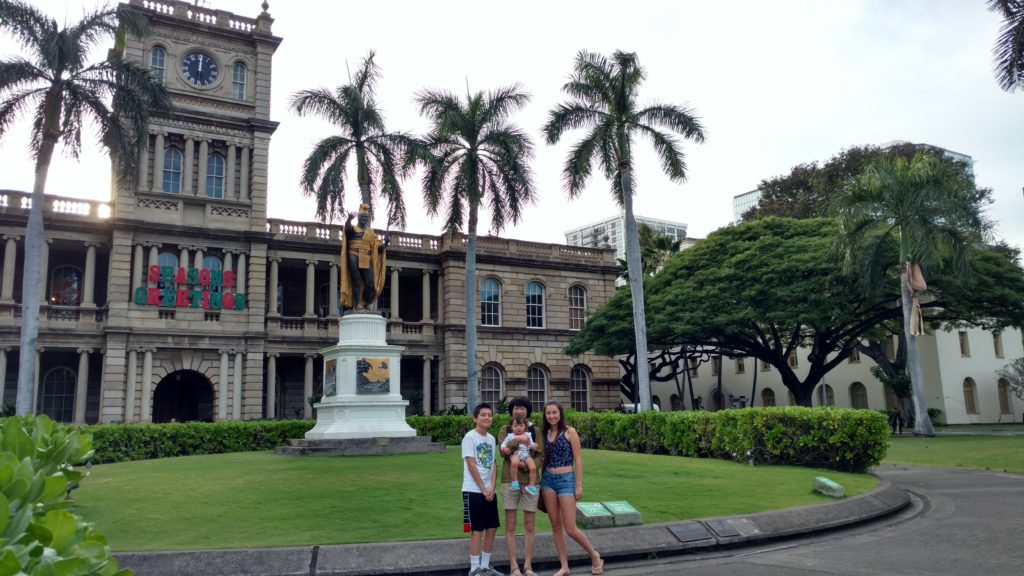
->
xmin=304 ymin=313 xmax=417 ymax=439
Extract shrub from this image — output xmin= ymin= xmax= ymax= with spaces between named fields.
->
xmin=0 ymin=415 xmax=130 ymax=574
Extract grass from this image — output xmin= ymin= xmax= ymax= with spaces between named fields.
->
xmin=73 ymin=448 xmax=876 ymax=552
xmin=884 ymin=434 xmax=1024 ymax=474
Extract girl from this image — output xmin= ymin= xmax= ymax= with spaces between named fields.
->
xmin=540 ymin=400 xmax=604 ymax=576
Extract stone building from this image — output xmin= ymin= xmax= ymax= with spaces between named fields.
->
xmin=0 ymin=0 xmax=620 ymax=424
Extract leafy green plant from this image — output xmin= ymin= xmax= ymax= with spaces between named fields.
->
xmin=0 ymin=414 xmax=130 ymax=574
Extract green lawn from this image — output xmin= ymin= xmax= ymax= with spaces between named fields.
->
xmin=74 ymin=448 xmax=876 ymax=552
xmin=884 ymin=434 xmax=1024 ymax=474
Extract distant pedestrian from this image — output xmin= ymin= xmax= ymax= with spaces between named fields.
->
xmin=540 ymin=400 xmax=603 ymax=576
xmin=462 ymin=403 xmax=502 ymax=576
xmin=890 ymin=409 xmax=903 ymax=435
xmin=497 ymin=396 xmax=543 ymax=576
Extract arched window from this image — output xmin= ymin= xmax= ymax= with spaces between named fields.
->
xmin=157 ymin=252 xmax=178 ymax=289
xmin=162 ymin=148 xmax=183 ymax=193
xmin=50 ymin=266 xmax=82 ymax=306
xmin=652 ymin=395 xmax=661 ymax=411
xmin=480 ymin=278 xmax=501 ymax=327
xmin=525 ymin=281 xmax=544 ymax=328
xmin=849 ymin=382 xmax=869 ymax=409
xmin=232 ymin=62 xmax=247 ymax=100
xmin=568 ymin=284 xmax=587 ymax=331
xmin=817 ymin=384 xmax=835 ymax=406
xmin=570 ymin=366 xmax=590 ymax=412
xmin=150 ymin=46 xmax=166 ymax=83
xmin=480 ymin=364 xmax=503 ymax=405
xmin=527 ymin=365 xmax=548 ymax=407
xmin=206 ymin=153 xmax=225 ymax=198
xmin=963 ymin=378 xmax=979 ymax=414
xmin=998 ymin=378 xmax=1012 ymax=414
xmin=670 ymin=394 xmax=681 ymax=411
xmin=203 ymin=255 xmax=222 ymax=271
xmin=761 ymin=387 xmax=776 ymax=407
xmin=39 ymin=366 xmax=76 ymax=423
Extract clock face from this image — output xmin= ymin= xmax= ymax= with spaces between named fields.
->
xmin=181 ymin=52 xmax=219 ymax=86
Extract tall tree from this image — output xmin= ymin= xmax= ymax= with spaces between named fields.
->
xmin=544 ymin=50 xmax=705 ymax=412
xmin=988 ymin=0 xmax=1024 ymax=92
xmin=289 ymin=51 xmax=415 ymax=228
xmin=0 ymin=0 xmax=169 ymax=415
xmin=831 ymin=151 xmax=991 ymax=436
xmin=415 ymin=85 xmax=535 ymax=409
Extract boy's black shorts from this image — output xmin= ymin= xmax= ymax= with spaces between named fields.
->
xmin=462 ymin=491 xmax=500 ymax=532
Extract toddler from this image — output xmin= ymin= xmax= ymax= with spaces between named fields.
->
xmin=500 ymin=415 xmax=539 ymax=495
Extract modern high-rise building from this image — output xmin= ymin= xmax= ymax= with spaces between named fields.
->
xmin=564 ymin=214 xmax=688 ymax=263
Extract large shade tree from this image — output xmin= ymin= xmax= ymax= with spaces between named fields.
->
xmin=988 ymin=0 xmax=1024 ymax=92
xmin=415 ymin=85 xmax=535 ymax=409
xmin=831 ymin=151 xmax=991 ymax=436
xmin=289 ymin=51 xmax=416 ymax=228
xmin=0 ymin=0 xmax=169 ymax=415
xmin=544 ymin=50 xmax=705 ymax=412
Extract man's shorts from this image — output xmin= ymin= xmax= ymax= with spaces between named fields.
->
xmin=462 ymin=491 xmax=500 ymax=532
xmin=501 ymin=482 xmax=539 ymax=512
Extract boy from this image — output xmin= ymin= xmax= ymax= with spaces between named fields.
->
xmin=462 ymin=403 xmax=503 ymax=576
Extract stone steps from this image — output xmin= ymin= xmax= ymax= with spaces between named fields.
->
xmin=275 ymin=435 xmax=446 ymax=456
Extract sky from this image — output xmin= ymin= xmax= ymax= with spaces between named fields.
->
xmin=2 ymin=0 xmax=1023 ymax=250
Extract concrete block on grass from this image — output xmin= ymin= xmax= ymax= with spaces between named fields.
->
xmin=813 ymin=476 xmax=845 ymax=498
xmin=603 ymin=501 xmax=643 ymax=526
xmin=576 ymin=502 xmax=615 ymax=529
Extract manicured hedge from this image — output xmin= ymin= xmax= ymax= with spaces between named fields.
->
xmin=81 ymin=407 xmax=888 ymax=472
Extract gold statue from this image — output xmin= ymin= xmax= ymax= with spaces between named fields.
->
xmin=340 ymin=203 xmax=388 ymax=311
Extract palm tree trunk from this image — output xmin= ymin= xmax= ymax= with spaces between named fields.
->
xmin=464 ymin=203 xmax=479 ymax=410
xmin=356 ymin=146 xmax=372 ymax=208
xmin=620 ymin=166 xmax=652 ymax=412
xmin=901 ymin=264 xmax=935 ymax=436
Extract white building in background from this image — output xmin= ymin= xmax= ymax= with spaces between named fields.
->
xmin=565 ymin=214 xmax=688 ymax=263
xmin=732 ymin=189 xmax=761 ymax=222
xmin=650 ymin=326 xmax=1024 ymax=425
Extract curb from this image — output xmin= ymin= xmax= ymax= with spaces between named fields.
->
xmin=116 ymin=479 xmax=909 ymax=576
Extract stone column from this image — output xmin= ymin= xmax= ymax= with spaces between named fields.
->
xmin=435 ymin=355 xmax=445 ymax=411
xmin=232 ymin=352 xmax=243 ymax=420
xmin=125 ymin=349 xmax=137 ymax=421
xmin=437 ymin=274 xmax=445 ymax=324
xmin=239 ymin=146 xmax=249 ymax=201
xmin=147 ymin=245 xmax=160 ymax=288
xmin=131 ymin=244 xmax=144 ymax=295
xmin=422 ymin=270 xmax=432 ymax=322
xmin=194 ymin=249 xmax=204 ymax=271
xmin=267 ymin=257 xmax=279 ymax=315
xmin=138 ymin=136 xmax=149 ymax=192
xmin=390 ymin=267 xmax=400 ymax=320
xmin=328 ymin=262 xmax=338 ymax=318
xmin=236 ymin=253 xmax=247 ymax=295
xmin=218 ymin=351 xmax=229 ymax=420
xmin=266 ymin=353 xmax=277 ymax=419
xmin=74 ymin=349 xmax=91 ymax=424
xmin=82 ymin=243 xmax=98 ymax=308
xmin=179 ymin=245 xmax=189 ymax=270
xmin=422 ymin=356 xmax=431 ymax=415
xmin=197 ymin=139 xmax=209 ymax=197
xmin=305 ymin=260 xmax=316 ymax=317
xmin=1 ymin=235 xmax=19 ymax=302
xmin=224 ymin=251 xmax=233 ymax=277
xmin=141 ymin=349 xmax=153 ymax=422
xmin=182 ymin=138 xmax=195 ymax=196
xmin=39 ymin=238 xmax=50 ymax=299
xmin=33 ymin=348 xmax=41 ymax=414
xmin=226 ymin=143 xmax=236 ymax=200
xmin=303 ymin=354 xmax=314 ymax=419
xmin=152 ymin=133 xmax=164 ymax=192
xmin=0 ymin=348 xmax=7 ymax=410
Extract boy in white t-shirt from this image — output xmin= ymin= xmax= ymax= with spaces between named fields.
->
xmin=461 ymin=403 xmax=503 ymax=576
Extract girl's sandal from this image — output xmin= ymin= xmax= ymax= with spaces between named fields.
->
xmin=553 ymin=569 xmax=570 ymax=576
xmin=591 ymin=558 xmax=605 ymax=575
xmin=511 ymin=570 xmax=523 ymax=576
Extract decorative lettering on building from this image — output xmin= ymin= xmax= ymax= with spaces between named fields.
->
xmin=134 ymin=266 xmax=247 ymax=310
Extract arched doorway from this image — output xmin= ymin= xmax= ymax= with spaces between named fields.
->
xmin=152 ymin=370 xmax=214 ymax=423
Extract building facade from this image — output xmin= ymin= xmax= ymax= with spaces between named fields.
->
xmin=564 ymin=214 xmax=688 ymax=263
xmin=0 ymin=0 xmax=620 ymax=424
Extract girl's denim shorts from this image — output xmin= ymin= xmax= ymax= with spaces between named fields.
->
xmin=540 ymin=470 xmax=576 ymax=497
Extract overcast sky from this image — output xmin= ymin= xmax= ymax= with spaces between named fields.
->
xmin=2 ymin=0 xmax=1022 ymax=250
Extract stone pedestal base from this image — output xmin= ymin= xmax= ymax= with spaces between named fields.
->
xmin=277 ymin=436 xmax=445 ymax=456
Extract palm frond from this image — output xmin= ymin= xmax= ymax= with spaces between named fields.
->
xmin=542 ymin=102 xmax=606 ymax=144
xmin=0 ymin=0 xmax=52 ymax=57
xmin=632 ymin=103 xmax=706 ymax=143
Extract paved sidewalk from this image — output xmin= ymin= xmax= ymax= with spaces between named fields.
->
xmin=116 ymin=479 xmax=908 ymax=576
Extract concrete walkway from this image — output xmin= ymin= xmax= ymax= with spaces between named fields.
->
xmin=116 ymin=478 xmax=909 ymax=576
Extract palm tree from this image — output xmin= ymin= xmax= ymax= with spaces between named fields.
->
xmin=289 ymin=51 xmax=416 ymax=228
xmin=831 ymin=151 xmax=989 ymax=436
xmin=987 ymin=0 xmax=1024 ymax=92
xmin=415 ymin=85 xmax=535 ymax=409
xmin=617 ymin=223 xmax=683 ymax=280
xmin=0 ymin=0 xmax=170 ymax=415
xmin=543 ymin=50 xmax=705 ymax=412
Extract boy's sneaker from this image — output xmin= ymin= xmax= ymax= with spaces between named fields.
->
xmin=510 ymin=480 xmax=520 ymax=490
xmin=524 ymin=484 xmax=539 ymax=496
